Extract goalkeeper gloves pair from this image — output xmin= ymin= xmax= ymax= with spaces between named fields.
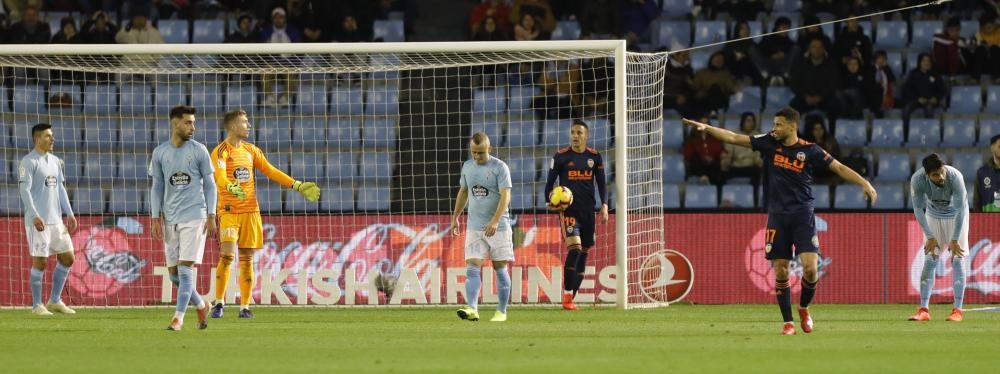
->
xmin=292 ymin=180 xmax=321 ymax=202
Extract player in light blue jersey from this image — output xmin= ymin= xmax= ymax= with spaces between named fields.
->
xmin=908 ymin=153 xmax=969 ymax=322
xmin=450 ymin=132 xmax=513 ymax=322
xmin=18 ymin=123 xmax=78 ymax=316
xmin=149 ymin=105 xmax=217 ymax=331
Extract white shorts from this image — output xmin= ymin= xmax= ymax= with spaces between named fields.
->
xmin=163 ymin=219 xmax=208 ymax=267
xmin=25 ymin=224 xmax=74 ymax=257
xmin=464 ymin=230 xmax=514 ymax=262
xmin=926 ymin=214 xmax=970 ymax=257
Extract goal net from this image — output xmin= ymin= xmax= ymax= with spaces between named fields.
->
xmin=0 ymin=41 xmax=669 ymax=309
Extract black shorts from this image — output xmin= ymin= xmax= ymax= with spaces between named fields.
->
xmin=764 ymin=211 xmax=819 ymax=260
xmin=561 ymin=208 xmax=595 ymax=249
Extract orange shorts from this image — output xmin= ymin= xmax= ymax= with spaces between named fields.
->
xmin=218 ymin=212 xmax=263 ymax=249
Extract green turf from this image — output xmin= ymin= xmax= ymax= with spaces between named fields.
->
xmin=1 ymin=304 xmax=998 ymax=373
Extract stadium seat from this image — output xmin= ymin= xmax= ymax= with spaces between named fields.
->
xmin=10 ymin=122 xmax=35 ymax=149
xmin=684 ymin=185 xmax=717 ymax=208
xmin=48 ymin=83 xmax=81 ymax=113
xmin=875 ymin=20 xmax=908 ymax=49
xmin=290 ymin=118 xmax=325 ymax=149
xmin=877 ymin=153 xmax=911 ymax=182
xmin=297 ymin=84 xmax=328 ymax=114
xmin=473 ymin=88 xmax=506 ymax=116
xmin=510 ymin=188 xmax=535 ymax=210
xmin=655 ymin=20 xmax=692 ymax=48
xmin=84 ymin=118 xmax=118 ymax=152
xmin=373 ymin=20 xmax=404 ymax=42
xmin=225 ymin=84 xmax=257 ymax=112
xmin=728 ymin=86 xmax=762 ymax=113
xmin=368 ymin=54 xmax=401 ymax=79
xmin=108 ymin=188 xmax=148 ymax=215
xmin=872 ymin=183 xmax=905 ymax=209
xmin=507 ymin=156 xmax=539 ymax=183
xmin=551 ymin=20 xmax=581 ymax=40
xmin=906 ymin=119 xmax=940 ymax=147
xmin=325 ymin=153 xmax=358 ymax=184
xmin=690 ymin=49 xmax=717 ymax=71
xmin=192 ymin=19 xmax=225 ymax=43
xmin=50 ymin=120 xmax=84 ymax=152
xmin=978 ymin=119 xmax=1000 ymax=146
xmin=869 ymin=119 xmax=904 ymax=147
xmin=663 ymin=183 xmax=681 ymax=208
xmin=720 ymin=184 xmax=754 ymax=208
xmin=987 ymin=86 xmax=1000 ymax=112
xmin=158 ymin=19 xmax=190 ymax=43
xmin=661 ymin=0 xmax=693 ymax=18
xmin=82 ymin=154 xmax=115 ymax=183
xmin=948 ymin=86 xmax=982 ymax=113
xmin=119 ymin=84 xmax=151 ymax=114
xmin=359 ymin=153 xmax=393 ymax=183
xmin=254 ymin=118 xmax=291 ymax=150
xmin=0 ymin=186 xmax=19 ymax=214
xmin=256 ymin=186 xmax=284 ymax=213
xmin=190 ymin=84 xmax=221 ymax=114
xmin=905 ymin=49 xmax=921 ymax=75
xmin=290 ymin=153 xmax=324 ymax=183
xmin=588 ymin=119 xmax=611 ymax=149
xmin=508 ymin=85 xmax=540 ymax=112
xmin=812 ymin=184 xmax=831 ymax=209
xmin=542 ymin=119 xmax=572 ymax=146
xmin=663 ymin=119 xmax=685 ymax=149
xmin=470 ymin=120 xmax=503 ymax=145
xmin=118 ymin=153 xmax=150 ymax=182
xmin=835 ymin=119 xmax=868 ymax=147
xmin=663 ymin=154 xmax=685 ymax=183
xmin=694 ymin=21 xmax=727 ymax=46
xmin=771 ymin=0 xmax=801 ymax=12
xmin=331 ymin=85 xmax=364 ymax=115
xmin=0 ymin=157 xmax=11 ymax=185
xmin=506 ymin=120 xmax=539 ymax=148
xmin=327 ymin=118 xmax=362 ymax=149
xmin=365 ymin=86 xmax=399 ymax=116
xmin=155 ymin=83 xmax=187 ymax=110
xmin=362 ymin=119 xmax=397 ymax=148
xmin=72 ymin=188 xmax=105 ymax=215
xmin=886 ymin=50 xmax=904 ymax=78
xmin=910 ymin=20 xmax=942 ymax=50
xmin=320 ymin=184 xmax=354 ymax=212
xmin=357 ymin=185 xmax=391 ymax=211
xmin=941 ymin=117 xmax=976 ymax=147
xmin=834 ymin=184 xmax=867 ymax=209
xmin=951 ymin=152 xmax=982 ymax=182
xmin=82 ymin=84 xmax=117 ymax=114
xmin=764 ymin=86 xmax=792 ymax=112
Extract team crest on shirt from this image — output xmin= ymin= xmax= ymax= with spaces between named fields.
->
xmin=18 ymin=166 xmax=26 ymax=180
xmin=764 ymin=243 xmax=772 ymax=253
xmin=217 ymin=159 xmax=226 ymax=170
xmin=471 ymin=185 xmax=489 ymax=199
xmin=44 ymin=175 xmax=57 ymax=187
xmin=796 ymin=152 xmax=806 ymax=162
xmin=587 ymin=159 xmax=594 ymax=168
xmin=233 ymin=166 xmax=251 ymax=182
xmin=985 ymin=177 xmax=992 ymax=187
xmin=169 ymin=172 xmax=192 ymax=189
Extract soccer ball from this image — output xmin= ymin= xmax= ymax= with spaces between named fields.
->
xmin=548 ymin=186 xmax=574 ymax=208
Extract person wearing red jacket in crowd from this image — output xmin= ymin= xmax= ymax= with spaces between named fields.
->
xmin=683 ymin=115 xmax=727 ymax=186
xmin=932 ymin=17 xmax=970 ymax=78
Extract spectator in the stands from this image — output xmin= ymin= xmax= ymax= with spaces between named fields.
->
xmin=790 ymin=38 xmax=841 ymax=120
xmin=932 ymin=16 xmax=970 ymax=78
xmin=9 ymin=5 xmax=50 ymax=44
xmin=801 ymin=115 xmax=841 ymax=184
xmin=691 ymin=51 xmax=741 ymax=116
xmin=752 ymin=16 xmax=795 ymax=85
xmin=473 ymin=16 xmax=508 ymax=41
xmin=259 ymin=7 xmax=301 ymax=108
xmin=663 ymin=49 xmax=694 ymax=115
xmin=51 ymin=17 xmax=81 ymax=43
xmin=723 ymin=20 xmax=762 ymax=85
xmin=580 ymin=57 xmax=614 ymax=118
xmin=514 ymin=13 xmax=541 ymax=41
xmin=837 ymin=56 xmax=879 ymax=119
xmin=579 ymin=0 xmax=620 ymax=39
xmin=332 ymin=15 xmax=370 ymax=43
xmin=303 ymin=20 xmax=328 ymax=43
xmin=721 ymin=112 xmax=762 ymax=187
xmin=115 ymin=9 xmax=164 ymax=44
xmin=224 ymin=14 xmax=257 ymax=43
xmin=469 ymin=0 xmax=511 ymax=37
xmin=971 ymin=11 xmax=1000 ymax=81
xmin=833 ymin=15 xmax=873 ymax=68
xmin=533 ymin=60 xmax=580 ymax=119
xmin=620 ymin=0 xmax=659 ymax=45
xmin=511 ymin=0 xmax=556 ymax=37
xmin=872 ymin=50 xmax=896 ymax=117
xmin=902 ymin=53 xmax=946 ymax=125
xmin=683 ymin=114 xmax=726 ymax=186
xmin=796 ymin=15 xmax=832 ymax=53
xmin=80 ymin=10 xmax=118 ymax=44
xmin=709 ymin=0 xmax=765 ymax=22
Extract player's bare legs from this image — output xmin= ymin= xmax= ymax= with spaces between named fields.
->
xmin=798 ymin=252 xmax=819 ymax=333
xmin=773 ymin=259 xmax=795 ymax=335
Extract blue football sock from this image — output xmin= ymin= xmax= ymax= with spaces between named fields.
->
xmin=30 ymin=268 xmax=44 ymax=307
xmin=171 ymin=273 xmax=204 ymax=307
xmin=919 ymin=255 xmax=940 ymax=309
xmin=465 ymin=263 xmax=481 ymax=310
xmin=952 ymin=256 xmax=966 ymax=309
xmin=49 ymin=263 xmax=70 ymax=304
xmin=495 ymin=266 xmax=511 ymax=314
xmin=176 ymin=265 xmax=194 ymax=315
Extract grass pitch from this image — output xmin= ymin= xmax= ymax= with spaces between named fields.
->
xmin=1 ymin=304 xmax=998 ymax=373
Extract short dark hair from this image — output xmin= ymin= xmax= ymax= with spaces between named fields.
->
xmin=471 ymin=132 xmax=489 ymax=145
xmin=775 ymin=107 xmax=800 ymax=125
xmin=223 ymin=110 xmax=248 ymax=128
xmin=31 ymin=123 xmax=52 ymax=138
xmin=169 ymin=105 xmax=196 ymax=120
xmin=774 ymin=16 xmax=792 ymax=29
xmin=922 ymin=153 xmax=945 ymax=172
xmin=571 ymin=119 xmax=589 ymax=131
xmin=990 ymin=134 xmax=1000 ymax=145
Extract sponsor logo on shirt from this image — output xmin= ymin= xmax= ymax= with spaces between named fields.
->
xmin=568 ymin=170 xmax=593 ymax=181
xmin=169 ymin=172 xmax=192 ymax=189
xmin=471 ymin=185 xmax=489 ymax=198
xmin=234 ymin=166 xmax=251 ymax=182
xmin=773 ymin=153 xmax=806 ymax=173
xmin=44 ymin=175 xmax=57 ymax=187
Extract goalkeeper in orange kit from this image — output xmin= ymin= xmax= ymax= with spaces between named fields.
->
xmin=209 ymin=110 xmax=320 ymax=318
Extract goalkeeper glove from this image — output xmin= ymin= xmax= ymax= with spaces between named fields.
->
xmin=292 ymin=180 xmax=321 ymax=202
xmin=226 ymin=181 xmax=247 ymax=201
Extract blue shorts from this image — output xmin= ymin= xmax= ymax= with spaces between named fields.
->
xmin=764 ymin=211 xmax=819 ymax=260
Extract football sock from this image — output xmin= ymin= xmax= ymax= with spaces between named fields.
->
xmin=215 ymin=252 xmax=235 ymax=301
xmin=573 ymin=250 xmax=589 ymax=293
xmin=799 ymin=279 xmax=818 ymax=309
xmin=49 ymin=263 xmax=70 ymax=304
xmin=495 ymin=266 xmax=511 ymax=314
xmin=171 ymin=273 xmax=203 ymax=307
xmin=919 ymin=255 xmax=939 ymax=309
xmin=952 ymin=256 xmax=966 ymax=309
xmin=239 ymin=251 xmax=254 ymax=309
xmin=30 ymin=268 xmax=44 ymax=307
xmin=175 ymin=265 xmax=194 ymax=319
xmin=465 ymin=263 xmax=481 ymax=310
xmin=776 ymin=279 xmax=792 ymax=323
xmin=563 ymin=249 xmax=580 ymax=293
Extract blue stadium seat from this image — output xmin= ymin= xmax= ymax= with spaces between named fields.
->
xmin=694 ymin=21 xmax=727 ymax=45
xmin=362 ymin=119 xmax=397 ymax=148
xmin=154 ymin=83 xmax=187 ymax=110
xmin=728 ymin=86 xmax=762 ymax=112
xmin=324 ymin=153 xmax=358 ymax=184
xmin=254 ymin=118 xmax=291 ymax=150
xmin=473 ymin=88 xmax=506 ymax=115
xmin=507 ymin=156 xmax=538 ymax=183
xmin=49 ymin=83 xmax=82 ymax=113
xmin=191 ymin=84 xmax=221 ymax=114
xmin=986 ymin=86 xmax=1000 ymax=112
xmin=365 ymin=86 xmax=399 ymax=115
xmin=470 ymin=120 xmax=503 ymax=144
xmin=764 ymin=86 xmax=792 ymax=112
xmin=356 ymin=184 xmax=390 ymax=211
xmin=870 ymin=119 xmax=904 ymax=147
xmin=872 ymin=183 xmax=904 ymax=209
xmin=0 ymin=186 xmax=20 ymax=214
xmin=359 ymin=153 xmax=392 ymax=183
xmin=721 ymin=184 xmax=754 ymax=208
xmin=256 ymin=186 xmax=284 ymax=213
xmin=910 ymin=20 xmax=942 ymax=50
xmin=834 ymin=184 xmax=867 ymax=209
xmin=690 ymin=49 xmax=716 ymax=71
xmin=941 ymin=118 xmax=976 ymax=147
xmin=192 ymin=19 xmax=225 ymax=43
xmin=119 ymin=84 xmax=151 ymax=114
xmin=83 ymin=84 xmax=117 ymax=114
xmin=875 ymin=20 xmax=908 ymax=49
xmin=118 ymin=153 xmax=150 ymax=182
xmin=542 ymin=119 xmax=572 ymax=146
xmin=297 ymin=84 xmax=328 ymax=114
xmin=664 ymin=154 xmax=685 ymax=183
xmin=663 ymin=183 xmax=681 ymax=208
xmin=661 ymin=0 xmax=693 ymax=18
xmin=290 ymin=118 xmax=325 ymax=149
xmin=290 ymin=153 xmax=324 ymax=183
xmin=327 ymin=118 xmax=362 ymax=149
xmin=978 ymin=119 xmax=1000 ymax=146
xmin=225 ymin=84 xmax=256 ymax=112
xmin=886 ymin=50 xmax=904 ymax=78
xmin=656 ymin=20 xmax=691 ymax=48
xmin=588 ymin=119 xmax=611 ymax=150
xmin=158 ymin=20 xmax=190 ymax=43
xmin=373 ymin=20 xmax=404 ymax=42
xmin=510 ymin=188 xmax=535 ymax=210
xmin=835 ymin=119 xmax=868 ymax=147
xmin=663 ymin=119 xmax=685 ymax=149
xmin=951 ymin=152 xmax=982 ymax=182
xmin=72 ymin=188 xmax=106 ymax=215
xmin=949 ymin=86 xmax=982 ymax=113
xmin=906 ymin=119 xmax=940 ymax=147
xmin=10 ymin=122 xmax=35 ymax=149
xmin=771 ymin=0 xmax=801 ymax=12
xmin=508 ymin=85 xmax=540 ymax=112
xmin=320 ymin=184 xmax=354 ymax=212
xmin=0 ymin=157 xmax=11 ymax=185
xmin=51 ymin=120 xmax=84 ymax=152
xmin=12 ymin=84 xmax=43 ymax=113
xmin=84 ymin=118 xmax=118 ymax=152
xmin=109 ymin=188 xmax=148 ymax=215
xmin=551 ymin=20 xmax=581 ymax=40
xmin=812 ymin=184 xmax=831 ymax=209
xmin=506 ymin=120 xmax=538 ymax=148
xmin=0 ymin=85 xmax=6 ymax=112
xmin=877 ymin=153 xmax=911 ymax=182
xmin=331 ymin=85 xmax=364 ymax=115
xmin=684 ymin=185 xmax=717 ymax=208
xmin=368 ymin=54 xmax=401 ymax=79
xmin=82 ymin=154 xmax=115 ymax=183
